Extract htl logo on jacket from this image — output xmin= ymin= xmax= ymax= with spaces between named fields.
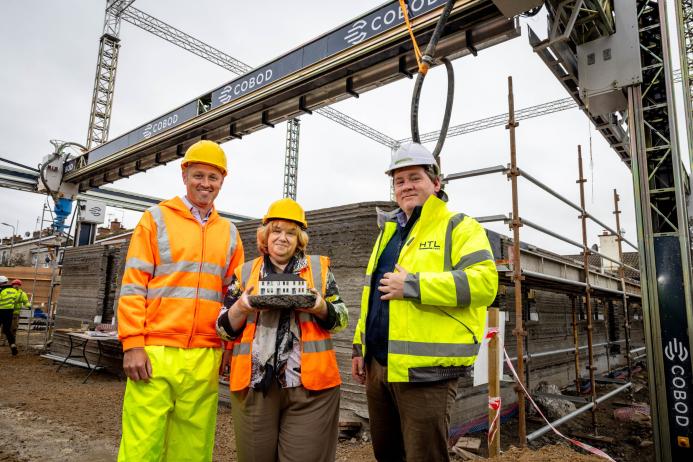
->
xmin=419 ymin=240 xmax=441 ymax=251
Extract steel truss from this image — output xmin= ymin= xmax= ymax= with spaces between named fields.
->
xmin=674 ymin=0 xmax=693 ymax=169
xmin=283 ymin=118 xmax=300 ymax=200
xmin=85 ymin=1 xmax=132 ymax=149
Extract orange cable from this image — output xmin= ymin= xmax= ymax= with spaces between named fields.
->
xmin=399 ymin=0 xmax=428 ymax=75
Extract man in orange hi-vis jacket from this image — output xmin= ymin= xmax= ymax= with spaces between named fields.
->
xmin=116 ymin=140 xmax=244 ymax=462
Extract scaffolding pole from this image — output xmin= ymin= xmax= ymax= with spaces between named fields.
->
xmin=577 ymin=145 xmax=598 ymax=434
xmin=506 ymin=76 xmax=526 ymax=446
xmin=571 ymin=295 xmax=582 ymax=394
xmin=613 ymin=189 xmax=633 ymax=387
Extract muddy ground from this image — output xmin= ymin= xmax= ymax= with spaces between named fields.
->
xmin=0 ymin=340 xmax=651 ymax=461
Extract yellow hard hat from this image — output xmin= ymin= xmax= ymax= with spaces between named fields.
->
xmin=181 ymin=140 xmax=227 ymax=176
xmin=263 ymin=198 xmax=308 ymax=229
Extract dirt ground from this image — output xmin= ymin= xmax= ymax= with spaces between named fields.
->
xmin=0 ymin=339 xmax=651 ymax=461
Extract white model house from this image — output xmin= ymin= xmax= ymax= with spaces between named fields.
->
xmin=259 ymin=273 xmax=308 ymax=295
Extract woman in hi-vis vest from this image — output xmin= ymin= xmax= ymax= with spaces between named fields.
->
xmin=216 ymin=198 xmax=348 ymax=462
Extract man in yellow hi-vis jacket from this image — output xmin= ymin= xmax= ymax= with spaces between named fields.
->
xmin=351 ymin=142 xmax=498 ymax=462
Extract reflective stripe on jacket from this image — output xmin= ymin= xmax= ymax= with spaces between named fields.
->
xmin=353 ymin=194 xmax=498 ymax=382
xmin=0 ymin=286 xmax=19 ymax=312
xmin=230 ymin=255 xmax=341 ymax=391
xmin=117 ymin=196 xmax=244 ymax=350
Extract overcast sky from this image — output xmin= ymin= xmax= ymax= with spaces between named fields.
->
xmin=2 ymin=0 xmax=688 ymax=256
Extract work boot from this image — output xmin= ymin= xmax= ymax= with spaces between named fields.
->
xmin=10 ymin=344 xmax=18 ymax=356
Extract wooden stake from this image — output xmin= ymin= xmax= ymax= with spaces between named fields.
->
xmin=488 ymin=307 xmax=501 ymax=457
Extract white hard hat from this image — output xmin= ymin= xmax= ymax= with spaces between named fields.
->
xmin=386 ymin=142 xmax=440 ymax=176
xmin=0 ymin=276 xmax=8 ymax=284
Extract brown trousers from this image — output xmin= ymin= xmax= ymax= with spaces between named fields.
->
xmin=230 ymin=383 xmax=340 ymax=462
xmin=366 ymin=360 xmax=457 ymax=462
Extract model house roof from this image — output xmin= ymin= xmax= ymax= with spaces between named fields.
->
xmin=261 ymin=273 xmax=304 ymax=282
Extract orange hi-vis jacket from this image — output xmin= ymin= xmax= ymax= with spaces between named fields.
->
xmin=117 ymin=197 xmax=244 ymax=351
xmin=229 ymin=255 xmax=341 ymax=391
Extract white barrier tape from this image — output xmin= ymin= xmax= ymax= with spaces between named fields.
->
xmin=484 ymin=329 xmax=615 ymax=462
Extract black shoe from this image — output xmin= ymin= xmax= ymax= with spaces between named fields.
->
xmin=10 ymin=344 xmax=18 ymax=356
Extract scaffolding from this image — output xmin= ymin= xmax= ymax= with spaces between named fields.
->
xmin=445 ymin=77 xmax=642 ymax=450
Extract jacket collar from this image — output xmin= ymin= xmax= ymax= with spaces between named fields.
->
xmin=159 ymin=196 xmax=219 ymax=224
xmin=375 ymin=192 xmax=449 ymax=229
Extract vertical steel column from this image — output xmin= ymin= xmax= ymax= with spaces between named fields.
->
xmin=628 ymin=83 xmax=665 ymax=457
xmin=613 ymin=189 xmax=633 ymax=384
xmin=630 ymin=1 xmax=693 ymax=459
xmin=283 ymin=118 xmax=300 ymax=200
xmin=577 ymin=146 xmax=598 ymax=433
xmin=506 ymin=76 xmax=526 ymax=446
xmin=571 ymin=295 xmax=582 ymax=394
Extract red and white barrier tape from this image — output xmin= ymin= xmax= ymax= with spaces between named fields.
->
xmin=484 ymin=329 xmax=615 ymax=462
xmin=486 ymin=326 xmax=502 ymax=448
xmin=488 ymin=396 xmax=502 ymax=447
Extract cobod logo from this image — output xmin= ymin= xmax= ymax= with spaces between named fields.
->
xmin=143 ymin=114 xmax=179 ymax=139
xmin=344 ymin=0 xmax=442 ymax=46
xmin=218 ymin=69 xmax=274 ymax=105
xmin=665 ymin=338 xmax=691 ymax=428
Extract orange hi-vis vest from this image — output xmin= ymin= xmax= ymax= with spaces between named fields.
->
xmin=229 ymin=255 xmax=341 ymax=391
xmin=117 ymin=197 xmax=244 ymax=351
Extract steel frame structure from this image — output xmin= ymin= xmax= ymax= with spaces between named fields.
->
xmin=674 ymin=0 xmax=693 ymax=168
xmin=626 ymin=1 xmax=693 ymax=459
xmin=84 ymin=1 xmax=131 ymax=149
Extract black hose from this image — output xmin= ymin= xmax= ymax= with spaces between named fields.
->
xmin=410 ymin=0 xmax=456 ymax=164
xmin=433 ymin=58 xmax=454 ymax=160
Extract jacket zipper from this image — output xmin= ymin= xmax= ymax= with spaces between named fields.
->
xmin=188 ymin=221 xmax=206 ymax=347
xmin=367 ymin=230 xmax=386 ymax=289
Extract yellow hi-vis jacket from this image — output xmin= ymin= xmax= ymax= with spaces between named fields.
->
xmin=14 ymin=289 xmax=29 ymax=313
xmin=0 ymin=286 xmax=20 ymax=313
xmin=353 ymin=194 xmax=498 ymax=382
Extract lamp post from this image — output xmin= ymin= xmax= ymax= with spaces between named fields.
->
xmin=1 ymin=222 xmax=15 ymax=266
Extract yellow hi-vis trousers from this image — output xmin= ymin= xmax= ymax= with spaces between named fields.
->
xmin=118 ymin=345 xmax=222 ymax=462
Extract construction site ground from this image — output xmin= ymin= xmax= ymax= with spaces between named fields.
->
xmin=0 ymin=339 xmax=652 ymax=462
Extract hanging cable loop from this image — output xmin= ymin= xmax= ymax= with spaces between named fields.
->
xmin=400 ymin=0 xmax=456 ymax=163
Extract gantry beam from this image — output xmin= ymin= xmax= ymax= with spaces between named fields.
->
xmin=63 ymin=0 xmax=519 ymax=190
xmin=117 ymin=6 xmax=399 ymax=148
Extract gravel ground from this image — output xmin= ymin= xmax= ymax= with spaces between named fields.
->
xmin=0 ymin=341 xmax=375 ymax=462
xmin=0 ymin=339 xmax=645 ymax=461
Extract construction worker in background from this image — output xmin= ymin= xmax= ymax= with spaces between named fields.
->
xmin=216 ymin=198 xmax=348 ymax=462
xmin=116 ymin=140 xmax=244 ymax=462
xmin=0 ymin=276 xmax=19 ymax=355
xmin=11 ymin=279 xmax=30 ymax=337
xmin=351 ymin=142 xmax=498 ymax=461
